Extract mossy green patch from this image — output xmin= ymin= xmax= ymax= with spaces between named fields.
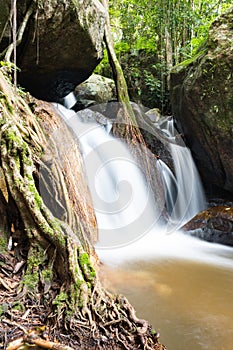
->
xmin=22 ymin=270 xmax=39 ymax=291
xmin=12 ymin=301 xmax=24 ymax=311
xmin=0 ymin=91 xmax=13 ymax=114
xmin=41 ymin=268 xmax=53 ymax=282
xmin=22 ymin=246 xmax=44 ymax=291
xmin=27 ymin=248 xmax=45 ymax=268
xmin=78 ymin=252 xmax=96 ymax=282
xmin=38 ymin=218 xmax=66 ymax=248
xmin=3 ymin=129 xmax=21 ymax=145
xmin=0 ymin=234 xmax=8 ymax=253
xmin=52 ymin=291 xmax=69 ymax=308
xmin=27 ymin=178 xmax=43 ymax=209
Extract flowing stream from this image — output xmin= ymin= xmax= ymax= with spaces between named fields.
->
xmin=55 ymin=101 xmax=233 ymax=350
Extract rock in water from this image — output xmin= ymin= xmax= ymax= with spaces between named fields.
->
xmin=182 ymin=206 xmax=233 ymax=246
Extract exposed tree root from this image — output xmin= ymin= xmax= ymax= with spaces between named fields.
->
xmin=0 ymin=66 xmax=166 ymax=349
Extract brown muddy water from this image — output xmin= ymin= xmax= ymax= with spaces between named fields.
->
xmin=98 ymin=231 xmax=233 ymax=350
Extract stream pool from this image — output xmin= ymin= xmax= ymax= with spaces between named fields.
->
xmin=98 ymin=231 xmax=233 ymax=350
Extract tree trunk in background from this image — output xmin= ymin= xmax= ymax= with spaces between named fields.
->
xmin=100 ymin=0 xmax=160 ymax=195
xmin=101 ymin=0 xmax=142 ymax=133
xmin=0 ymin=67 xmax=166 ymax=349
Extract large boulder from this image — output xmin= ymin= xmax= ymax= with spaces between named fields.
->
xmin=170 ymin=7 xmax=233 ymax=197
xmin=0 ymin=0 xmax=106 ymax=101
xmin=74 ymin=74 xmax=116 ymax=109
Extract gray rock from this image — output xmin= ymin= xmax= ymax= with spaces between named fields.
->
xmin=0 ymin=0 xmax=106 ymax=101
xmin=75 ymin=74 xmax=116 ymax=109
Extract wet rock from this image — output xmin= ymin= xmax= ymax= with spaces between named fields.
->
xmin=131 ymin=104 xmax=180 ymax=175
xmin=182 ymin=206 xmax=233 ymax=246
xmin=170 ymin=7 xmax=233 ymax=197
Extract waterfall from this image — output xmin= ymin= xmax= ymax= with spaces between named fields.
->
xmin=54 ymin=103 xmax=158 ymax=248
xmin=156 ymin=159 xmax=177 ymax=216
xmin=62 ymin=91 xmax=77 ymax=109
xmin=155 ymin=117 xmax=206 ymax=230
xmin=50 ymin=100 xmax=233 ymax=350
xmin=53 ymin=102 xmax=206 ymax=248
xmin=169 ymin=144 xmax=206 ymax=225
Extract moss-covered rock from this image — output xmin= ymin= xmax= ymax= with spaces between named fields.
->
xmin=170 ymin=7 xmax=233 ymax=197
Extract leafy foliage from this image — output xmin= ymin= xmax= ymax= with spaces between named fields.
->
xmin=97 ymin=0 xmax=232 ymax=112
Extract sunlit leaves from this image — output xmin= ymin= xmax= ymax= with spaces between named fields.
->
xmin=104 ymin=0 xmax=232 ymax=111
xmin=109 ymin=0 xmax=232 ymax=61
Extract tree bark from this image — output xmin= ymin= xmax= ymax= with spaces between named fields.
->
xmin=0 ymin=67 xmax=166 ymax=350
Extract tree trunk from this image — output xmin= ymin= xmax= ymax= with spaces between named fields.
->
xmin=101 ymin=0 xmax=143 ymax=139
xmin=0 ymin=67 xmax=166 ymax=350
xmin=100 ymin=0 xmax=163 ymax=207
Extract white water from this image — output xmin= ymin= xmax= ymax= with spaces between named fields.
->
xmin=156 ymin=159 xmax=177 ymax=217
xmin=169 ymin=144 xmax=206 ymax=225
xmin=156 ymin=117 xmax=206 ymax=230
xmin=55 ymin=103 xmax=206 ymax=245
xmin=63 ymin=91 xmax=77 ymax=109
xmin=55 ymin=103 xmax=158 ymax=248
xmin=54 ymin=101 xmax=233 ymax=269
xmin=54 ymin=101 xmax=233 ymax=350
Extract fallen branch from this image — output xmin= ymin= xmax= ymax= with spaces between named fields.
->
xmin=2 ymin=319 xmax=27 ymax=333
xmin=6 ymin=330 xmax=74 ymax=350
xmin=6 ymin=337 xmax=23 ymax=350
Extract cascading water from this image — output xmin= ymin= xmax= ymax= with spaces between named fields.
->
xmin=52 ymin=101 xmax=233 ymax=350
xmin=155 ymin=117 xmax=206 ymax=230
xmin=54 ymin=103 xmax=158 ymax=248
xmin=156 ymin=159 xmax=177 ymax=217
xmin=54 ymin=101 xmax=206 ymax=244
